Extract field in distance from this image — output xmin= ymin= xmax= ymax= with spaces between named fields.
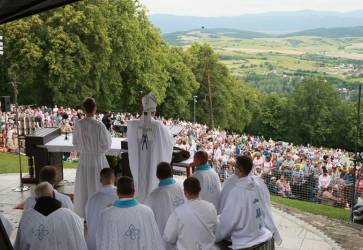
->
xmin=164 ymin=28 xmax=363 ymax=97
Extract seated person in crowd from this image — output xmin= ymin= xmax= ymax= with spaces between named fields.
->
xmin=216 ymin=155 xmax=281 ymax=250
xmin=24 ymin=166 xmax=73 ymax=211
xmin=191 ymin=151 xmax=221 ymax=209
xmin=145 ymin=162 xmax=185 ymax=249
xmin=85 ymin=168 xmax=117 ymax=250
xmin=163 ymin=177 xmax=218 ymax=250
xmin=276 ymin=175 xmax=292 ymax=198
xmin=321 ymin=186 xmax=343 ymax=207
xmin=318 ymin=167 xmax=331 ymax=191
xmin=0 ymin=213 xmax=13 ymax=238
xmin=96 ymin=177 xmax=164 ymax=250
xmin=14 ymin=182 xmax=86 ymax=250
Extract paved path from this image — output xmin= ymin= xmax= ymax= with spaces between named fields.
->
xmin=0 ymin=170 xmax=341 ymax=249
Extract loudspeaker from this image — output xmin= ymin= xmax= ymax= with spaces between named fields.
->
xmin=0 ymin=96 xmax=10 ymax=112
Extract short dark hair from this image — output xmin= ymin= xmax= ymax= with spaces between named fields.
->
xmin=117 ymin=176 xmax=135 ymax=196
xmin=39 ymin=166 xmax=57 ymax=185
xmin=194 ymin=151 xmax=208 ymax=164
xmin=100 ymin=168 xmax=115 ymax=180
xmin=156 ymin=162 xmax=173 ymax=180
xmin=235 ymin=155 xmax=253 ymax=175
xmin=183 ymin=177 xmax=201 ymax=195
xmin=83 ymin=97 xmax=96 ymax=114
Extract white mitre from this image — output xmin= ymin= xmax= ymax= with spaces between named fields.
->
xmin=142 ymin=92 xmax=157 ymax=113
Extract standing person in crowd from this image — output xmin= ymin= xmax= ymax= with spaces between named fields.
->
xmin=191 ymin=151 xmax=221 ymax=210
xmin=96 ymin=177 xmax=164 ymax=250
xmin=145 ymin=162 xmax=185 ymax=249
xmin=14 ymin=182 xmax=87 ymax=250
xmin=24 ymin=165 xmax=73 ymax=211
xmin=85 ymin=168 xmax=117 ymax=250
xmin=73 ymin=97 xmax=112 ymax=217
xmin=163 ymin=177 xmax=218 ymax=250
xmin=216 ymin=155 xmax=281 ymax=250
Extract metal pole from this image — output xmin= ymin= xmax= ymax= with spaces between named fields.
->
xmin=12 ymin=81 xmax=29 ymax=192
xmin=193 ymin=96 xmax=197 ymax=123
xmin=351 ymin=84 xmax=361 ymax=221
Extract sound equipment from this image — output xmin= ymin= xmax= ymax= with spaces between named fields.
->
xmin=0 ymin=96 xmax=10 ymax=112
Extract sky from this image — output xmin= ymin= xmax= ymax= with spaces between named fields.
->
xmin=140 ymin=0 xmax=363 ymax=16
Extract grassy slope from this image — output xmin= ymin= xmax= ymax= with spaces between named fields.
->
xmin=0 ymin=153 xmax=76 ymax=174
xmin=271 ymin=195 xmax=351 ymax=221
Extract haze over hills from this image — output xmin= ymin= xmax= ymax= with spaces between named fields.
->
xmin=149 ymin=10 xmax=363 ymax=34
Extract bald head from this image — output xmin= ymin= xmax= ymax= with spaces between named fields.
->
xmin=35 ymin=182 xmax=54 ymax=199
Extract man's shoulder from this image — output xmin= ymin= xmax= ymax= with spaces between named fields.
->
xmin=54 ymin=190 xmax=72 ymax=201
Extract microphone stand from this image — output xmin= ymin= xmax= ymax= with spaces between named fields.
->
xmin=10 ymin=81 xmax=30 ymax=192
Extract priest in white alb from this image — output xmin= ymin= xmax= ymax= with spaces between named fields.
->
xmin=73 ymin=97 xmax=112 ymax=217
xmin=24 ymin=166 xmax=73 ymax=211
xmin=85 ymin=168 xmax=118 ymax=250
xmin=145 ymin=162 xmax=186 ymax=249
xmin=127 ymin=92 xmax=174 ymax=202
xmin=96 ymin=177 xmax=165 ymax=250
xmin=191 ymin=151 xmax=221 ymax=210
xmin=163 ymin=177 xmax=218 ymax=250
xmin=0 ymin=213 xmax=13 ymax=238
xmin=14 ymin=182 xmax=87 ymax=250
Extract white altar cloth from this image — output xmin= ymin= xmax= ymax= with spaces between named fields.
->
xmin=41 ymin=134 xmax=126 ymax=156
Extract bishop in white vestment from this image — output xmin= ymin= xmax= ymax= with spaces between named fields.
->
xmin=96 ymin=177 xmax=165 ymax=250
xmin=145 ymin=162 xmax=186 ymax=249
xmin=86 ymin=168 xmax=118 ymax=250
xmin=73 ymin=97 xmax=112 ymax=217
xmin=14 ymin=182 xmax=87 ymax=250
xmin=127 ymin=93 xmax=174 ymax=202
xmin=164 ymin=177 xmax=218 ymax=250
xmin=191 ymin=151 xmax=221 ymax=210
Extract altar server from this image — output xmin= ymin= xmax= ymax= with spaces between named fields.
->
xmin=216 ymin=155 xmax=282 ymax=250
xmin=24 ymin=165 xmax=73 ymax=211
xmin=164 ymin=177 xmax=218 ymax=250
xmin=73 ymin=97 xmax=112 ymax=217
xmin=191 ymin=151 xmax=221 ymax=209
xmin=127 ymin=92 xmax=174 ymax=202
xmin=0 ymin=213 xmax=13 ymax=238
xmin=145 ymin=162 xmax=185 ymax=249
xmin=96 ymin=177 xmax=165 ymax=250
xmin=14 ymin=182 xmax=87 ymax=250
xmin=86 ymin=168 xmax=117 ymax=250
xmin=218 ymin=173 xmax=239 ymax=214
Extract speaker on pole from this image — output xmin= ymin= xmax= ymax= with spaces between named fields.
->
xmin=0 ymin=96 xmax=10 ymax=112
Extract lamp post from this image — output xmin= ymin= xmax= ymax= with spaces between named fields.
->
xmin=193 ymin=96 xmax=197 ymax=123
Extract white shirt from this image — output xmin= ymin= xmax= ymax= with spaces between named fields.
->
xmin=96 ymin=201 xmax=165 ymax=250
xmin=193 ymin=167 xmax=221 ymax=210
xmin=85 ymin=185 xmax=117 ymax=250
xmin=218 ymin=174 xmax=239 ymax=214
xmin=145 ymin=181 xmax=186 ymax=237
xmin=24 ymin=190 xmax=74 ymax=211
xmin=216 ymin=176 xmax=272 ymax=249
xmin=14 ymin=208 xmax=87 ymax=250
xmin=163 ymin=199 xmax=218 ymax=250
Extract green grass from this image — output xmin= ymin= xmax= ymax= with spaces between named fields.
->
xmin=271 ymin=195 xmax=351 ymax=221
xmin=0 ymin=152 xmax=77 ymax=174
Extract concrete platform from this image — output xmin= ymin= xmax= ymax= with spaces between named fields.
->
xmin=0 ymin=170 xmax=341 ymax=249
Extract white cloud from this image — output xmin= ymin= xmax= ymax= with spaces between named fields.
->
xmin=140 ymin=0 xmax=363 ymax=16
